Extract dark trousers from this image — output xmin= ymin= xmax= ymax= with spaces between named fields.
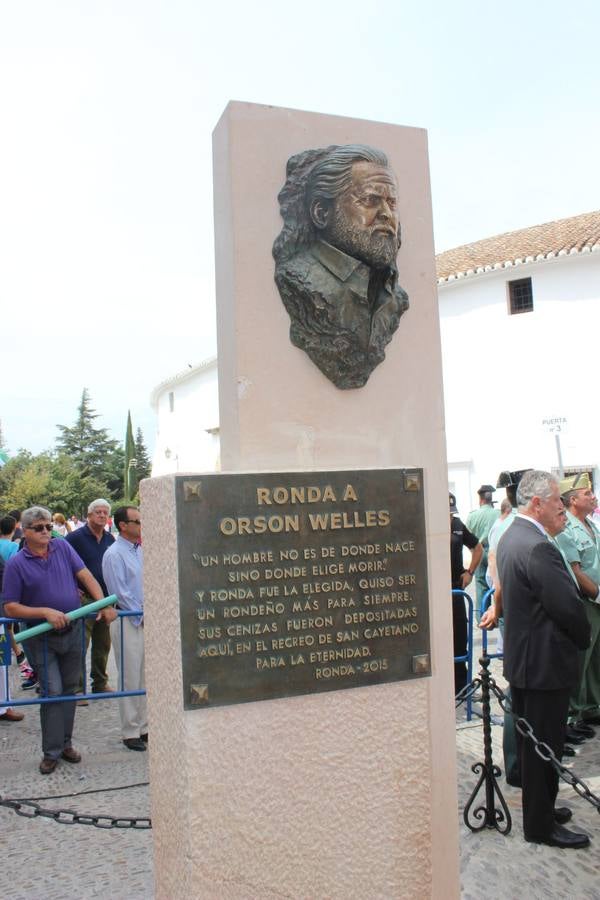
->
xmin=452 ymin=592 xmax=468 ymax=694
xmin=511 ymin=685 xmax=569 ymax=840
xmin=27 ymin=622 xmax=82 ymax=760
xmin=502 ymin=686 xmax=520 ymax=786
xmin=79 ymin=595 xmax=111 ymax=692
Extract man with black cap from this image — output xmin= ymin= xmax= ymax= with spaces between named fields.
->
xmin=556 ymin=473 xmax=600 ymax=734
xmin=449 ymin=493 xmax=482 ymax=694
xmin=466 ymin=485 xmax=500 ymax=620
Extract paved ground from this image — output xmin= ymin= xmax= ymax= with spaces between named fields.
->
xmin=456 ymin=657 xmax=600 ymax=900
xmin=1 ymin=651 xmax=600 ymax=899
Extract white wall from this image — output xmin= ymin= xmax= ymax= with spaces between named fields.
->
xmin=151 ymin=250 xmax=600 ymax=510
xmin=151 ymin=362 xmax=219 ymax=475
xmin=439 ymin=250 xmax=600 ymax=513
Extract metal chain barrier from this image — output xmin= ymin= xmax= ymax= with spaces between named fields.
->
xmin=490 ymin=679 xmax=600 ymax=813
xmin=462 ymin=655 xmax=600 ymax=835
xmin=455 ymin=678 xmax=481 ymax=708
xmin=0 ymin=794 xmax=151 ymax=829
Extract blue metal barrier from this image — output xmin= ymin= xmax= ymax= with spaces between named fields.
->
xmin=0 ymin=610 xmax=145 ymax=708
xmin=452 ymin=589 xmax=474 ymax=721
xmin=480 ymin=589 xmax=503 ymax=660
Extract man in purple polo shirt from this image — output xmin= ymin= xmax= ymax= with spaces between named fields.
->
xmin=2 ymin=506 xmax=116 ymax=774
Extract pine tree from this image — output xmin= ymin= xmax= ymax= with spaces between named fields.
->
xmin=135 ymin=427 xmax=152 ymax=481
xmin=56 ymin=388 xmax=119 ymax=486
xmin=124 ymin=411 xmax=137 ymax=502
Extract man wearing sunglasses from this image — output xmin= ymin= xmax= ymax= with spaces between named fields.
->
xmin=1 ymin=506 xmax=116 ymax=774
xmin=102 ymin=506 xmax=147 ymax=751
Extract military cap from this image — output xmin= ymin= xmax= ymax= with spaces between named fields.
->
xmin=496 ymin=469 xmax=530 ymax=489
xmin=559 ymin=472 xmax=592 ymax=495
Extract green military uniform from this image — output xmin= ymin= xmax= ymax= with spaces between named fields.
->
xmin=556 ymin=509 xmax=600 ymax=722
xmin=466 ymin=504 xmax=500 ymax=619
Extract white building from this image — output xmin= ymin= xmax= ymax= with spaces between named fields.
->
xmin=150 ymin=358 xmax=219 ymax=475
xmin=151 ymin=210 xmax=600 ymax=514
xmin=438 ymin=210 xmax=600 ymax=515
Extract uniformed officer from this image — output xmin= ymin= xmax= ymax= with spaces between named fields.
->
xmin=556 ymin=472 xmax=600 ymax=730
xmin=466 ymin=484 xmax=500 ymax=620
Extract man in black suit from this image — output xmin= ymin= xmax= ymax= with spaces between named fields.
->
xmin=497 ymin=469 xmax=591 ymax=848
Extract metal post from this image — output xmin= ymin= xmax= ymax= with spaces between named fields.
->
xmin=463 ymin=656 xmax=512 ymax=833
xmin=555 ymin=433 xmax=564 ymax=478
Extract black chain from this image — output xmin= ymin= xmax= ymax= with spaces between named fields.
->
xmin=455 ymin=678 xmax=481 ymax=708
xmin=489 ymin=678 xmax=600 ymax=813
xmin=0 ymin=794 xmax=151 ymax=829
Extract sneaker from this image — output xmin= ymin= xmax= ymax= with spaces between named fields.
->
xmin=21 ymin=676 xmax=38 ymax=690
xmin=19 ymin=662 xmax=34 ymax=678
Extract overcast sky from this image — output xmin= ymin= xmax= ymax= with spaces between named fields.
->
xmin=1 ymin=0 xmax=598 ymax=456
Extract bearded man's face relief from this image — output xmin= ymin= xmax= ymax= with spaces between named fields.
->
xmin=273 ymin=145 xmax=409 ymax=389
xmin=323 ymin=163 xmax=400 ymax=269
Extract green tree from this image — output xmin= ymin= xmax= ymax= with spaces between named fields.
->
xmin=135 ymin=427 xmax=152 ymax=481
xmin=46 ymin=453 xmax=108 ymax=517
xmin=124 ymin=411 xmax=137 ymax=502
xmin=0 ymin=450 xmax=109 ymax=516
xmin=0 ymin=452 xmax=53 ymax=510
xmin=103 ymin=444 xmax=125 ymax=500
xmin=56 ymin=389 xmax=119 ymax=482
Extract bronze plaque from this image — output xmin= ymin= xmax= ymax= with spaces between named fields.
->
xmin=176 ymin=469 xmax=431 ymax=709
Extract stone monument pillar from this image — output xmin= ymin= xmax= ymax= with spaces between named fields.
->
xmin=142 ymin=101 xmax=458 ymax=899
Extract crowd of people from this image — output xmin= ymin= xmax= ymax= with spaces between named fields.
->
xmin=452 ymin=469 xmax=600 ymax=849
xmin=0 ymin=499 xmax=147 ymax=775
xmin=2 ymin=473 xmax=599 ymax=851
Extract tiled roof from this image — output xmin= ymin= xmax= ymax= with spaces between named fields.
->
xmin=436 ymin=210 xmax=600 ymax=284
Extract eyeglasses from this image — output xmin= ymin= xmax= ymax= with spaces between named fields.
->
xmin=27 ymin=523 xmax=53 ymax=533
xmin=125 ymin=519 xmax=141 ymax=526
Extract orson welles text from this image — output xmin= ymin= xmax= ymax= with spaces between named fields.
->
xmin=219 ymin=482 xmax=389 ymax=536
xmin=175 ymin=469 xmax=431 ymax=709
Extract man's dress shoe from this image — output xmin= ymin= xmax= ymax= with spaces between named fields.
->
xmin=0 ymin=709 xmax=24 ymax=722
xmin=39 ymin=757 xmax=58 ymax=775
xmin=554 ymin=807 xmax=573 ymax=824
xmin=123 ymin=737 xmax=146 ymax=751
xmin=563 ymin=744 xmax=577 ymax=757
xmin=61 ymin=747 xmax=81 ymax=763
xmin=564 ymin=727 xmax=586 ymax=745
xmin=570 ymin=721 xmax=595 ymax=738
xmin=526 ymin=824 xmax=590 ymax=848
xmin=580 ymin=713 xmax=600 ymax=726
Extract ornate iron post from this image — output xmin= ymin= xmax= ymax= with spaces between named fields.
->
xmin=463 ymin=655 xmax=512 ymax=834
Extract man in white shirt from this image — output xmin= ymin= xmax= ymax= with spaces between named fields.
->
xmin=102 ymin=506 xmax=147 ymax=751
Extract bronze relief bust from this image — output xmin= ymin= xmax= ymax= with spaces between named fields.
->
xmin=273 ymin=144 xmax=409 ymax=389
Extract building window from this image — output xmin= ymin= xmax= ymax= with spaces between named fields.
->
xmin=508 ymin=277 xmax=533 ymax=314
xmin=168 ymin=391 xmax=175 ymax=412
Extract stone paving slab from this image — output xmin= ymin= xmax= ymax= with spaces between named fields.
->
xmin=2 ymin=658 xmax=600 ymax=898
